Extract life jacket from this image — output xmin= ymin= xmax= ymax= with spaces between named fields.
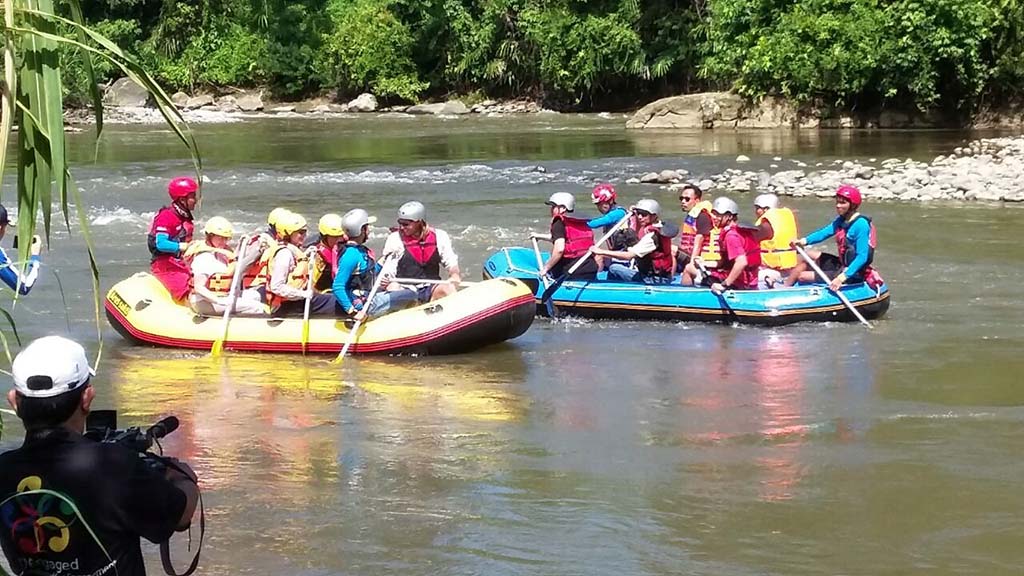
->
xmin=337 ymin=242 xmax=376 ymax=295
xmin=635 ymin=224 xmax=675 ymax=277
xmin=312 ymin=242 xmax=339 ymax=292
xmin=395 ymin=229 xmax=444 ymax=280
xmin=719 ymin=223 xmax=762 ymax=272
xmin=146 ymin=205 xmax=194 ymax=262
xmin=551 ymin=214 xmax=595 ymax=259
xmin=265 ymin=243 xmax=309 ymax=311
xmin=835 ymin=213 xmax=877 ymax=278
xmin=182 ymin=242 xmax=237 ymax=295
xmin=677 ymin=200 xmax=721 ymax=262
xmin=756 ymin=207 xmax=799 ymax=270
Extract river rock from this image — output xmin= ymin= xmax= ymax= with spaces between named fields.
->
xmin=347 ymin=93 xmax=378 ymax=113
xmin=216 ymin=96 xmax=239 ymax=112
xmin=269 ymin=105 xmax=295 ymax=113
xmin=640 ymin=172 xmax=660 ymax=184
xmin=658 ymin=169 xmax=682 ymax=183
xmin=698 ymin=179 xmax=715 ymax=191
xmin=237 ymin=93 xmax=264 ymax=112
xmin=294 ymin=101 xmax=318 ymax=114
xmin=170 ymin=92 xmax=189 ymax=108
xmin=105 ymin=77 xmax=151 ymax=108
xmin=184 ymin=94 xmax=214 ymax=109
xmin=736 ymin=155 xmax=750 ymax=163
xmin=407 ymin=103 xmax=446 ymax=115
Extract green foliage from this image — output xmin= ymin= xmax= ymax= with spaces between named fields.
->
xmin=702 ymin=0 xmax=995 ymax=110
xmin=61 ymin=18 xmax=141 ymax=104
xmin=320 ymin=0 xmax=428 ymax=101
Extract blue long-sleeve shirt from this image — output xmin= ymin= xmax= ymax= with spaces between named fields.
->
xmin=806 ymin=215 xmax=873 ymax=278
xmin=332 ymin=246 xmax=380 ymax=312
xmin=587 ymin=206 xmax=628 ymax=232
xmin=153 ymin=232 xmax=182 ymax=254
xmin=0 ymin=247 xmax=40 ymax=295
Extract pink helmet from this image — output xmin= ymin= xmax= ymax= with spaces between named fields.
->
xmin=836 ymin=184 xmax=862 ymax=205
xmin=591 ymin=183 xmax=616 ymax=204
xmin=167 ymin=176 xmax=199 ymax=200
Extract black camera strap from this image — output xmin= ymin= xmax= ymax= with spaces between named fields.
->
xmin=159 ymin=461 xmax=205 ymax=576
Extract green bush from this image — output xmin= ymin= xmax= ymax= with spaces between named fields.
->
xmin=61 ymin=18 xmax=142 ymax=105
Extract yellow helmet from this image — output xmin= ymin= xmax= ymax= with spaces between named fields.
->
xmin=267 ymin=207 xmax=291 ymax=228
xmin=277 ymin=212 xmax=308 ymax=236
xmin=202 ymin=216 xmax=234 ymax=238
xmin=318 ymin=213 xmax=345 ymax=237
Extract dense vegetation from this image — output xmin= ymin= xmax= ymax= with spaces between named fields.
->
xmin=65 ymin=0 xmax=1024 ymax=112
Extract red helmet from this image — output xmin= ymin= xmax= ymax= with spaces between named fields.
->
xmin=167 ymin=177 xmax=199 ymax=200
xmin=836 ymin=184 xmax=862 ymax=205
xmin=591 ymin=183 xmax=616 ymax=204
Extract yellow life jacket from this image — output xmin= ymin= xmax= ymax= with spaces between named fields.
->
xmin=701 ymin=226 xmax=722 ymax=262
xmin=679 ymin=200 xmax=721 ymax=262
xmin=756 ymin=207 xmax=799 ymax=270
xmin=265 ymin=243 xmax=310 ymax=310
xmin=183 ymin=242 xmax=238 ymax=295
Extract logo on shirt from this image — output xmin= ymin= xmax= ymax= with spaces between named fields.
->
xmin=1 ymin=476 xmax=77 ymax=555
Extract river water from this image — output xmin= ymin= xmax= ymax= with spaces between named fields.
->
xmin=2 ymin=115 xmax=1023 ymax=575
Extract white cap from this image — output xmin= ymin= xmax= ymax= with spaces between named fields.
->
xmin=11 ymin=336 xmax=95 ymax=398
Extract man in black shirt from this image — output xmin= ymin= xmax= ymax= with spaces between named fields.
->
xmin=0 ymin=336 xmax=198 ymax=576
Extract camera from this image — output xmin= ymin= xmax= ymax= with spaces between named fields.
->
xmin=85 ymin=410 xmax=180 ymax=470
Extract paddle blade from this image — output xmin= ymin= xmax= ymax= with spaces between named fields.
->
xmin=210 ymin=338 xmax=224 ymax=357
xmin=540 ymin=276 xmax=564 ymax=303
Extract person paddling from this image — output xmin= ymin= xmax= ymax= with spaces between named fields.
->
xmin=264 ymin=212 xmax=338 ymax=317
xmin=783 ymin=185 xmax=880 ymax=291
xmin=333 ymin=209 xmax=417 ymax=322
xmin=591 ymin=199 xmax=676 ymax=284
xmin=312 ymin=213 xmax=346 ymax=292
xmin=184 ymin=216 xmax=266 ymax=316
xmin=533 ymin=192 xmax=598 ymax=281
xmin=0 ymin=204 xmax=42 ymax=295
xmin=586 ymin=184 xmax=633 ymax=271
xmin=382 ymin=201 xmax=462 ymax=303
xmin=147 ymin=177 xmax=198 ymax=300
xmin=752 ymin=193 xmax=800 ymax=289
xmin=680 ymin=197 xmax=761 ymax=292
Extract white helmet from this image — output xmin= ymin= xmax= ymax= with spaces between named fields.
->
xmin=398 ymin=201 xmax=426 ymax=222
xmin=634 ymin=198 xmax=661 ymax=216
xmin=342 ymin=208 xmax=377 ymax=238
xmin=712 ymin=197 xmax=739 ymax=216
xmin=546 ymin=192 xmax=576 ymax=212
xmin=754 ymin=193 xmax=779 ymax=210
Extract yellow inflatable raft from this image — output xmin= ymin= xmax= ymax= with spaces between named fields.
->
xmin=105 ymin=273 xmax=535 ymax=355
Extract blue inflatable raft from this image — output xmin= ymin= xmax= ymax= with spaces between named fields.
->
xmin=483 ymin=247 xmax=891 ymax=326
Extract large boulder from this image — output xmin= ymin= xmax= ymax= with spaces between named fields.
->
xmin=170 ymin=91 xmax=189 ymax=108
xmin=347 ymin=93 xmax=378 ymax=113
xmin=439 ymin=100 xmax=470 ymax=115
xmin=626 ymin=92 xmax=748 ymax=129
xmin=236 ymin=93 xmax=264 ymax=112
xmin=184 ymin=94 xmax=214 ymax=109
xmin=105 ymin=77 xmax=151 ymax=108
xmin=407 ymin=102 xmax=447 ymax=115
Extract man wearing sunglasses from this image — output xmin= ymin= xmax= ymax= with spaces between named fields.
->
xmin=672 ymin=184 xmax=720 ymax=275
xmin=591 ymin=199 xmax=677 ymax=284
xmin=381 ymin=201 xmax=462 ymax=303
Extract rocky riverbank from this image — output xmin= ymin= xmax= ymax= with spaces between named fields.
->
xmin=68 ymin=79 xmax=555 ymax=124
xmin=630 ymin=135 xmax=1024 ymax=203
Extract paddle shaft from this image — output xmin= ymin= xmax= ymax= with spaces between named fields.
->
xmin=540 ymin=210 xmax=634 ymax=303
xmin=793 ymin=244 xmax=873 ymax=328
xmin=695 ymin=258 xmax=738 ymax=319
xmin=300 ymin=247 xmax=317 ymax=354
xmin=531 ymin=236 xmax=556 ymax=316
xmin=212 ymin=235 xmax=251 ymax=355
xmin=336 ymin=254 xmax=392 ymax=361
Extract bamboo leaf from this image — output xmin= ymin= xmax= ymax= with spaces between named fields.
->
xmin=0 ymin=0 xmax=17 ymax=199
xmin=66 ymin=0 xmax=102 ymax=138
xmin=66 ymin=174 xmax=103 ymax=367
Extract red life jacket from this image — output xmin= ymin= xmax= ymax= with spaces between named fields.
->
xmin=396 ymin=229 xmax=442 ymax=280
xmin=636 ymin=224 xmax=675 ymax=277
xmin=718 ymin=223 xmax=762 ymax=288
xmin=313 ymin=242 xmax=340 ymax=292
xmin=146 ymin=205 xmax=194 ymax=262
xmin=551 ymin=214 xmax=594 ymax=259
xmin=835 ymin=214 xmax=877 ymax=277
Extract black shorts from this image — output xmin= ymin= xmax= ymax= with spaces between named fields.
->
xmin=818 ymin=253 xmax=862 ymax=283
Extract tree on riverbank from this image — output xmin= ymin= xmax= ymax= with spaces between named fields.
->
xmin=65 ymin=0 xmax=1024 ymax=113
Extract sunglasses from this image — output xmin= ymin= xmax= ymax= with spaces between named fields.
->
xmin=679 ymin=196 xmax=694 ymax=201
xmin=634 ymin=210 xmax=652 ymax=217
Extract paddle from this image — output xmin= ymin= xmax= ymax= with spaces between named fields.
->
xmin=792 ymin=243 xmax=872 ymax=328
xmin=390 ymin=277 xmax=478 ymax=286
xmin=300 ymin=247 xmax=317 ymax=355
xmin=531 ymin=237 xmax=556 ymax=317
xmin=333 ymin=254 xmax=393 ymax=364
xmin=540 ymin=211 xmax=633 ymax=304
xmin=694 ymin=258 xmax=738 ymax=321
xmin=211 ymin=235 xmax=251 ymax=357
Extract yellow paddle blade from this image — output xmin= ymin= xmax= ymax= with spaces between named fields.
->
xmin=210 ymin=338 xmax=225 ymax=357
